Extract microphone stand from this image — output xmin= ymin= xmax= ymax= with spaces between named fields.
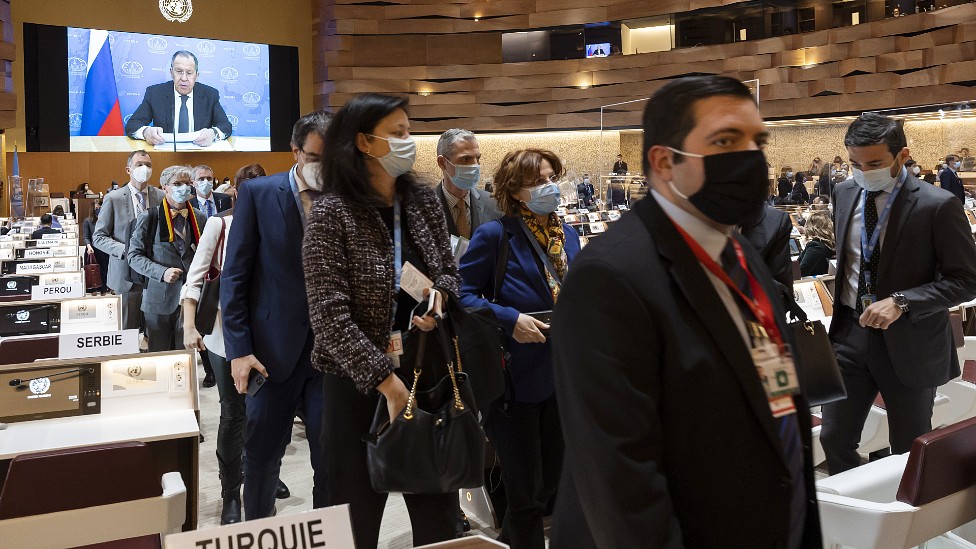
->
xmin=8 ymin=367 xmax=94 ymax=387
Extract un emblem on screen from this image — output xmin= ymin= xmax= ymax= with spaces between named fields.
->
xmin=121 ymin=61 xmax=144 ymax=77
xmin=69 ymin=113 xmax=83 ymax=131
xmin=68 ymin=57 xmax=87 ymax=75
xmin=242 ymin=44 xmax=261 ymax=59
xmin=197 ymin=41 xmax=216 ymax=56
xmin=147 ymin=36 xmax=168 ymax=52
xmin=15 ymin=310 xmax=29 ymax=322
xmin=159 ymin=0 xmax=193 ymax=23
xmin=220 ymin=67 xmax=239 ymax=81
xmin=6 ymin=281 xmax=16 ymax=290
xmin=227 ymin=115 xmax=239 ymax=128
xmin=243 ymin=92 xmax=261 ymax=106
xmin=29 ymin=377 xmax=51 ymax=396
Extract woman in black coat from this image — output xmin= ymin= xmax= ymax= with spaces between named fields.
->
xmin=798 ymin=211 xmax=835 ymax=277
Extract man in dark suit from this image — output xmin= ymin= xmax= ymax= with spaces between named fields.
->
xmin=125 ymin=51 xmax=232 ymax=148
xmin=820 ymin=113 xmax=976 ymax=474
xmin=220 ymin=111 xmax=331 ymax=520
xmin=740 ymin=205 xmax=794 ymax=293
xmin=434 ymin=129 xmax=501 ymax=244
xmin=189 ymin=165 xmax=233 ymax=218
xmin=612 ymin=154 xmax=628 ymax=175
xmin=551 ymin=76 xmax=821 ymax=548
xmin=128 ymin=165 xmax=206 ymax=352
xmin=30 ymin=214 xmax=61 ymax=239
xmin=939 ymin=154 xmax=965 ymax=203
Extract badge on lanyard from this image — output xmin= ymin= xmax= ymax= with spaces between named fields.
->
xmin=860 ymin=271 xmax=877 ymax=310
xmin=386 ymin=330 xmax=404 ymax=367
xmin=749 ymin=322 xmax=800 ymax=418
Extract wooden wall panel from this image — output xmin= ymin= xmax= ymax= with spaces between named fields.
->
xmin=316 ymin=1 xmax=976 ymax=133
xmin=0 ymin=0 xmax=12 ymax=130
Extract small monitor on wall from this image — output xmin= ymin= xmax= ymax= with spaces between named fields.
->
xmin=585 ymin=43 xmax=610 ymax=58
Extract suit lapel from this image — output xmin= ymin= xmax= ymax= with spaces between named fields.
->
xmin=637 ymin=196 xmax=788 ymax=464
xmin=471 ymin=191 xmax=484 ymax=229
xmin=164 ymin=86 xmax=175 ymax=133
xmin=878 ymin=176 xmax=920 ymax=279
xmin=436 ymin=185 xmax=459 ymax=236
xmin=833 ymin=184 xmax=860 ymax=279
xmin=504 ymin=218 xmax=555 ymax=307
xmin=276 ymin=174 xmax=303 ymax=235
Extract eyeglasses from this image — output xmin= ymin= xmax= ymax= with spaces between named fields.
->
xmin=173 ymin=69 xmax=196 ymax=78
xmin=528 ymin=174 xmax=558 ymax=187
xmin=173 ymin=180 xmax=192 ymax=186
xmin=300 ymin=149 xmax=321 ymax=163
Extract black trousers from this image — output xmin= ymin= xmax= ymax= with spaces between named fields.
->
xmin=145 ymin=308 xmax=182 ymax=352
xmin=821 ymin=306 xmax=937 ymax=474
xmin=321 ymin=372 xmax=456 ymax=549
xmin=210 ymin=350 xmax=245 ymax=497
xmin=485 ymin=395 xmax=563 ymax=549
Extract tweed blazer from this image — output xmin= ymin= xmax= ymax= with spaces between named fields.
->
xmin=303 ymin=182 xmax=461 ymax=394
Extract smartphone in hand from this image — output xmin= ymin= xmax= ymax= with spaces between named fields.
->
xmin=247 ymin=370 xmax=267 ymax=397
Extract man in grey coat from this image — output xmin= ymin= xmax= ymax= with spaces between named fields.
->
xmin=128 ymin=165 xmax=206 ymax=352
xmin=435 ymin=129 xmax=501 ymax=244
xmin=93 ymin=151 xmax=165 ymax=330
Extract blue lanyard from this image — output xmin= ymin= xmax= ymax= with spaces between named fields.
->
xmin=393 ymin=196 xmax=402 ymax=292
xmin=860 ymin=167 xmax=906 ymax=287
xmin=288 ymin=166 xmax=307 ymax=229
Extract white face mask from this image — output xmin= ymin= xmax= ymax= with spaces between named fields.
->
xmin=131 ymin=165 xmax=152 ymax=186
xmin=912 ymin=166 xmax=921 ymax=176
xmin=195 ymin=179 xmax=214 ymax=196
xmin=301 ymin=162 xmax=323 ymax=192
xmin=367 ymin=135 xmax=417 ymax=178
xmin=852 ymin=162 xmax=900 ymax=192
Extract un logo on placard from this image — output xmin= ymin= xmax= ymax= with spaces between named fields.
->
xmin=68 ymin=57 xmax=87 ymax=75
xmin=243 ymin=92 xmax=261 ymax=106
xmin=220 ymin=67 xmax=238 ymax=81
xmin=6 ymin=281 xmax=16 ymax=290
xmin=197 ymin=41 xmax=216 ymax=56
xmin=69 ymin=113 xmax=83 ymax=131
xmin=147 ymin=36 xmax=168 ymax=53
xmin=121 ymin=61 xmax=144 ymax=77
xmin=29 ymin=377 xmax=50 ymax=396
xmin=127 ymin=365 xmax=143 ymax=378
xmin=227 ymin=114 xmax=239 ymax=128
xmin=242 ymin=44 xmax=261 ymax=59
xmin=15 ymin=310 xmax=29 ymax=322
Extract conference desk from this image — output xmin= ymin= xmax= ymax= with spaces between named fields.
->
xmin=70 ymin=135 xmax=271 ymax=152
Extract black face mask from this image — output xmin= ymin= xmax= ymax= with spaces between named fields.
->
xmin=668 ymin=148 xmax=769 ymax=226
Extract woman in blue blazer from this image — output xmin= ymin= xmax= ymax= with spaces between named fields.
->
xmin=459 ymin=149 xmax=580 ymax=549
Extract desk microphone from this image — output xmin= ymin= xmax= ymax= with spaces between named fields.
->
xmin=8 ymin=367 xmax=94 ymax=387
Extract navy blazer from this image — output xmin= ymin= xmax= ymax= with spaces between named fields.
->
xmin=220 ymin=170 xmax=313 ymax=381
xmin=459 ymin=215 xmax=581 ymax=403
xmin=939 ymin=168 xmax=965 ymax=203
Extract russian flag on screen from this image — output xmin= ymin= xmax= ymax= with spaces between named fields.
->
xmin=80 ymin=30 xmax=124 ymax=136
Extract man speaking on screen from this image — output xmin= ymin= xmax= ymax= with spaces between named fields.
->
xmin=125 ymin=50 xmax=233 ymax=147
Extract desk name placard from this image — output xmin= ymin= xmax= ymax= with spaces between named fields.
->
xmin=163 ymin=505 xmax=355 ymax=549
xmin=59 ymin=329 xmax=140 ymax=359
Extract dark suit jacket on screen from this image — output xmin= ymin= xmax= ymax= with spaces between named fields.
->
xmin=740 ymin=205 xmax=794 ymax=292
xmin=220 ymin=171 xmax=313 ymax=381
xmin=550 ymin=194 xmax=822 ymax=548
xmin=124 ymin=82 xmax=233 ymax=138
xmin=831 ymin=175 xmax=976 ymax=388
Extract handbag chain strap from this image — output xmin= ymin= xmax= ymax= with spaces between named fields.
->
xmin=402 ymin=316 xmax=465 ymax=420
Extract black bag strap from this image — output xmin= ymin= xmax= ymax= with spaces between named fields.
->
xmin=490 ymin=220 xmax=509 ymax=304
xmin=778 ymin=281 xmax=808 ymax=324
xmin=517 ymin=217 xmax=562 ymax=289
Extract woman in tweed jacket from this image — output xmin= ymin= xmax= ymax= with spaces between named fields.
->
xmin=302 ymin=93 xmax=460 ymax=548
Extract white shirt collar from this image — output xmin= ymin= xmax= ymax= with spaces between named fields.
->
xmin=175 ymin=85 xmax=194 ymax=100
xmin=652 ymin=189 xmax=727 ymax=262
xmin=292 ymin=164 xmax=312 ymax=193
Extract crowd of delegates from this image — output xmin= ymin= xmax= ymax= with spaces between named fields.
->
xmin=79 ymin=77 xmax=976 ymax=549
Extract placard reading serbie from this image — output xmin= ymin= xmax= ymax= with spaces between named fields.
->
xmin=32 ymin=282 xmax=84 ymax=300
xmin=163 ymin=505 xmax=355 ymax=549
xmin=59 ymin=329 xmax=139 ymax=360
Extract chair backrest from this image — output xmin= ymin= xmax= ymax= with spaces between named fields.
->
xmin=0 ymin=441 xmax=161 ymax=519
xmin=896 ymin=416 xmax=976 ymax=506
xmin=0 ymin=334 xmax=59 ymax=365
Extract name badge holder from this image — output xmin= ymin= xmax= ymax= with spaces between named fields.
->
xmin=859 ymin=172 xmax=906 ymax=310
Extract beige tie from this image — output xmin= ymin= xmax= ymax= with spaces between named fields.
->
xmin=454 ymin=199 xmax=470 ymax=239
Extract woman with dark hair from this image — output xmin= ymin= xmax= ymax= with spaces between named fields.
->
xmin=303 ymin=93 xmax=460 ymax=548
xmin=458 ymin=148 xmax=581 ymax=549
xmin=83 ymin=200 xmax=109 ymax=293
xmin=790 ymin=171 xmax=810 ymax=204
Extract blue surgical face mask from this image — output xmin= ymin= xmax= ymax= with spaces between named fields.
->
xmin=170 ymin=184 xmax=193 ymax=204
xmin=445 ymin=159 xmax=480 ymax=191
xmin=524 ymin=182 xmax=561 ymax=215
xmin=367 ymin=134 xmax=417 ymax=178
xmin=195 ymin=179 xmax=213 ymax=197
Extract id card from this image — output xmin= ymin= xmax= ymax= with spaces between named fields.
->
xmin=400 ymin=261 xmax=434 ymax=303
xmin=860 ymin=293 xmax=877 ymax=311
xmin=386 ymin=331 xmax=403 ymax=367
xmin=751 ymin=343 xmax=800 ymax=417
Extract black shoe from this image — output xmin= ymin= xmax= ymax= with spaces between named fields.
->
xmin=202 ymin=373 xmax=216 ymax=388
xmin=220 ymin=497 xmax=241 ymax=525
xmin=276 ymin=479 xmax=290 ymax=499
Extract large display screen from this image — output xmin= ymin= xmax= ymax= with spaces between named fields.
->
xmin=67 ymin=28 xmax=271 ymax=152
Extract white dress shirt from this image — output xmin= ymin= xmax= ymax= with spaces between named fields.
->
xmin=198 ymin=193 xmax=217 ymax=217
xmin=839 ymin=172 xmax=903 ymax=309
xmin=126 ymin=183 xmax=149 ymax=217
xmin=653 ymin=189 xmax=749 ymax=344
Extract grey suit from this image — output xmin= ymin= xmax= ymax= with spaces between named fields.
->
xmin=92 ymin=184 xmax=166 ymax=329
xmin=435 ymin=183 xmax=502 ymax=238
xmin=127 ymin=205 xmax=207 ymax=351
xmin=821 ymin=174 xmax=976 ymax=473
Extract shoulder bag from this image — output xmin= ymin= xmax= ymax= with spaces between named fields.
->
xmin=84 ymin=250 xmax=103 ymax=291
xmin=783 ymin=285 xmax=847 ymax=406
xmin=366 ymin=315 xmax=485 ymax=494
xmin=195 ymin=218 xmax=225 ymax=336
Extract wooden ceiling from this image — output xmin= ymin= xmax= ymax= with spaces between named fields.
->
xmin=314 ymin=1 xmax=976 ymax=133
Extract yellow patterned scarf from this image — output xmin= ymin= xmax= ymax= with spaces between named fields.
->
xmin=519 ymin=204 xmax=567 ymax=302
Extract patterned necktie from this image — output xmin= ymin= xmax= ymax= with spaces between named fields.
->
xmin=173 ymin=213 xmax=187 ymax=255
xmin=454 ymin=199 xmax=471 ymax=239
xmin=205 ymin=200 xmax=214 ymax=218
xmin=135 ymin=191 xmax=146 ymax=214
xmin=856 ymin=190 xmax=884 ymax=314
xmin=178 ymin=95 xmax=189 ymax=134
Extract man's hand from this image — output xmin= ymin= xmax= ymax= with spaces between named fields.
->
xmin=163 ymin=267 xmax=184 ymax=283
xmin=859 ymin=297 xmax=903 ymax=330
xmin=231 ymin=354 xmax=269 ymax=394
xmin=193 ymin=128 xmax=216 ymax=147
xmin=144 ymin=127 xmax=165 ymax=145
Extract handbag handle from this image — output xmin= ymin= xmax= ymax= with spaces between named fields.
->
xmin=402 ymin=315 xmax=465 ymax=420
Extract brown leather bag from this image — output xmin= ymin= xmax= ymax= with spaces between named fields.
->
xmin=84 ymin=251 xmax=102 ymax=291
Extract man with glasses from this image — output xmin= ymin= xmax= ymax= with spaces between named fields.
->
xmin=128 ymin=165 xmax=206 ymax=352
xmin=221 ymin=111 xmax=331 ymax=520
xmin=125 ymin=50 xmax=232 ymax=148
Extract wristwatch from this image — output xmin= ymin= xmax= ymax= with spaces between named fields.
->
xmin=891 ymin=292 xmax=910 ymax=313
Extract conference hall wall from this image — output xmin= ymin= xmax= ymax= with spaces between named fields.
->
xmin=5 ymin=0 xmax=312 ymax=194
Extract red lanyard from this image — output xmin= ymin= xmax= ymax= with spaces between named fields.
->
xmin=672 ymin=221 xmax=783 ymax=348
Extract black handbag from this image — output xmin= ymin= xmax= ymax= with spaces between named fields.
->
xmin=441 ymin=288 xmax=507 ymax=412
xmin=195 ymin=218 xmax=225 ymax=336
xmin=783 ymin=286 xmax=847 ymax=406
xmin=366 ymin=315 xmax=486 ymax=494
